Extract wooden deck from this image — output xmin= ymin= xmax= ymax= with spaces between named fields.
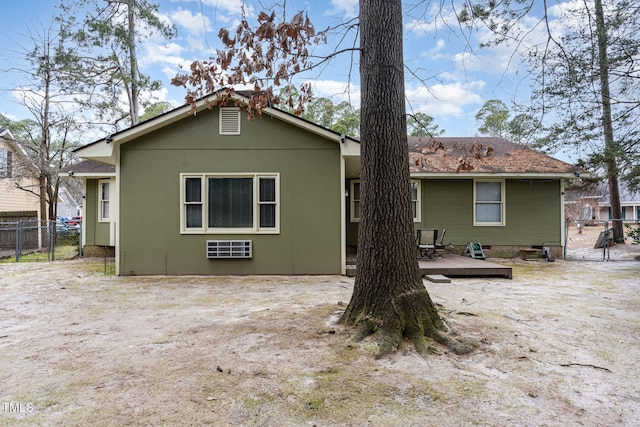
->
xmin=346 ymin=253 xmax=512 ymax=279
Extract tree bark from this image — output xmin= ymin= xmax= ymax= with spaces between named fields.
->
xmin=127 ymin=0 xmax=140 ymax=125
xmin=594 ymin=0 xmax=624 ymax=242
xmin=338 ymin=0 xmax=475 ymax=357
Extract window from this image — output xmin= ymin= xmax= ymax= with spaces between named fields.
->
xmin=350 ymin=181 xmax=361 ymax=222
xmin=410 ymin=180 xmax=421 ymax=222
xmin=609 ymin=207 xmax=626 ymax=220
xmin=0 ymin=148 xmax=12 ymax=178
xmin=98 ymin=180 xmax=110 ymax=222
xmin=184 ymin=177 xmax=203 ymax=228
xmin=219 ymin=107 xmax=241 ymax=135
xmin=474 ymin=180 xmax=505 ymax=226
xmin=181 ymin=173 xmax=279 ymax=233
xmin=350 ymin=179 xmax=420 ymax=222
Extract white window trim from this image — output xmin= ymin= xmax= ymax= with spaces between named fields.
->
xmin=180 ymin=173 xmax=280 ymax=234
xmin=411 ymin=179 xmax=422 ymax=223
xmin=349 ymin=180 xmax=360 ymax=222
xmin=0 ymin=148 xmax=11 ymax=178
xmin=98 ymin=179 xmax=110 ymax=222
xmin=473 ymin=179 xmax=505 ymax=226
xmin=219 ymin=107 xmax=241 ymax=135
xmin=350 ymin=179 xmax=421 ymax=222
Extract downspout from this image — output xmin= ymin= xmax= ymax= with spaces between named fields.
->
xmin=114 ymin=142 xmax=121 ymax=276
xmin=339 ymin=149 xmax=347 ymax=275
xmin=560 ymin=178 xmax=566 ymax=256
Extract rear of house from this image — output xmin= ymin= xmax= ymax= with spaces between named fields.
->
xmin=74 ymin=93 xmax=360 ymax=275
xmin=73 ymin=96 xmax=582 ymax=274
xmin=347 ymin=137 xmax=581 ymax=259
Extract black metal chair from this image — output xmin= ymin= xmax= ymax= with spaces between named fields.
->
xmin=435 ymin=228 xmax=447 ymax=251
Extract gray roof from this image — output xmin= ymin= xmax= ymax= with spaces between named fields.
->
xmin=599 ymin=184 xmax=640 ymax=204
xmin=62 ymin=160 xmax=115 ymax=174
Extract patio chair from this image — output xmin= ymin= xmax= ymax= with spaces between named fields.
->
xmin=416 ymin=228 xmax=438 ymax=259
xmin=435 ymin=228 xmax=447 ymax=251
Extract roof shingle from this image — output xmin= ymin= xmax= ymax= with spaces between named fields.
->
xmin=408 ymin=136 xmax=583 ymax=174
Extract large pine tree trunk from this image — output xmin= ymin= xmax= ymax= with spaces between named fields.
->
xmin=594 ymin=0 xmax=624 ymax=242
xmin=339 ymin=0 xmax=474 ymax=357
xmin=127 ymin=0 xmax=140 ymax=125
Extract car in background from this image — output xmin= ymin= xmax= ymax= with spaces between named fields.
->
xmin=67 ymin=216 xmax=82 ymax=226
xmin=56 ymin=220 xmax=78 ymax=236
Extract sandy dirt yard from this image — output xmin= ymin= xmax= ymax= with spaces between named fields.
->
xmin=1 ymin=226 xmax=639 ymax=426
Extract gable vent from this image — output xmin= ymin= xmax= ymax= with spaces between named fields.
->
xmin=207 ymin=240 xmax=252 ymax=258
xmin=219 ymin=108 xmax=241 ymax=135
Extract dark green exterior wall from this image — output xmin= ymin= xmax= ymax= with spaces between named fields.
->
xmin=347 ymin=178 xmax=562 ymax=250
xmin=84 ymin=179 xmax=111 ymax=246
xmin=118 ymin=108 xmax=342 ymax=275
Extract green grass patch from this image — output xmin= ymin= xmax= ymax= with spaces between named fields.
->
xmin=0 ymin=245 xmax=79 ymax=263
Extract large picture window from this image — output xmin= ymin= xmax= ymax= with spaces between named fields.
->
xmin=181 ymin=173 xmax=279 ymax=233
xmin=350 ymin=179 xmax=420 ymax=222
xmin=474 ymin=180 xmax=505 ymax=226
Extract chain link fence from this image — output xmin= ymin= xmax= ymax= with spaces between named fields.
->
xmin=564 ymin=218 xmax=640 ymax=261
xmin=0 ymin=219 xmax=81 ymax=262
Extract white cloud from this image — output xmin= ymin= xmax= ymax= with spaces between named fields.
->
xmin=307 ymin=79 xmax=360 ymax=107
xmin=171 ymin=8 xmax=212 ymax=36
xmin=143 ymin=41 xmax=186 ymax=65
xmin=141 ymin=87 xmax=170 ymax=106
xmin=406 ymin=81 xmax=485 ymax=119
xmin=326 ymin=0 xmax=358 ymax=18
xmin=405 ymin=5 xmax=461 ymax=37
xmin=196 ymin=0 xmax=255 ymax=22
xmin=420 ymin=39 xmax=447 ymax=60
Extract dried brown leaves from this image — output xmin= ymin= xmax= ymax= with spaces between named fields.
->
xmin=172 ymin=10 xmax=325 ymax=118
xmin=411 ymin=139 xmax=494 ymax=173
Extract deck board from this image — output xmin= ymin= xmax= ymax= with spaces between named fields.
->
xmin=345 ymin=253 xmax=512 ymax=279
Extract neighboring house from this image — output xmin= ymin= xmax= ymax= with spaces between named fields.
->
xmin=0 ymin=128 xmax=41 ymax=221
xmin=598 ymin=185 xmax=640 ymax=222
xmin=71 ymin=92 xmax=583 ymax=276
xmin=62 ymin=159 xmax=116 ymax=257
xmin=561 ymin=180 xmax=602 ymax=225
xmin=56 ymin=186 xmax=81 ymax=220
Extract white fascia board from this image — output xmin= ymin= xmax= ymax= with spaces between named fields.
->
xmin=110 ymin=105 xmax=196 ymax=144
xmin=260 ymin=106 xmax=343 ymax=141
xmin=58 ymin=171 xmax=116 ymax=179
xmin=81 ymin=92 xmax=358 ymax=154
xmin=258 ymin=106 xmax=361 ymax=158
xmin=340 ymin=138 xmax=361 ymax=157
xmin=74 ymin=140 xmax=116 ymax=165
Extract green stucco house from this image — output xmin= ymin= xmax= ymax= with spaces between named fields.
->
xmin=70 ymin=92 xmax=583 ymax=275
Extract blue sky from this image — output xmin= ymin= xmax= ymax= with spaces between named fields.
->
xmin=0 ymin=0 xmax=567 ymax=149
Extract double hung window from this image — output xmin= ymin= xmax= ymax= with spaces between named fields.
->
xmin=350 ymin=179 xmax=421 ymax=222
xmin=0 ymin=148 xmax=11 ymax=178
xmin=181 ymin=173 xmax=279 ymax=233
xmin=474 ymin=180 xmax=505 ymax=226
xmin=98 ymin=180 xmax=110 ymax=222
